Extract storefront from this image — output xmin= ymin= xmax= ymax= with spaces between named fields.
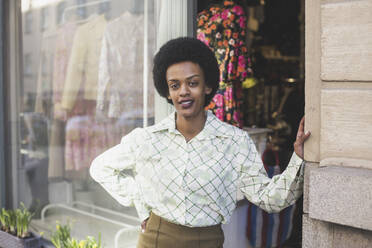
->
xmin=3 ymin=0 xmax=304 ymax=247
xmin=4 ymin=0 xmax=372 ymax=248
xmin=2 ymin=0 xmax=305 ymax=247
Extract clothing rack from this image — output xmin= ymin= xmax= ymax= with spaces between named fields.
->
xmin=62 ymin=0 xmax=110 ymax=24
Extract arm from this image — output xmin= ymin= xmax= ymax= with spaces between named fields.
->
xmin=90 ymin=128 xmax=151 ymax=221
xmin=238 ymin=133 xmax=305 ymax=213
xmin=238 ymin=117 xmax=310 ymax=213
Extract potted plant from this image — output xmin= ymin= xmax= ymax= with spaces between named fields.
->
xmin=0 ymin=203 xmax=41 ymax=248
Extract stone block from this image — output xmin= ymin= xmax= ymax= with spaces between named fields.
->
xmin=302 ymin=214 xmax=333 ymax=248
xmin=321 ymin=0 xmax=372 ymax=81
xmin=333 ymin=224 xmax=372 ymax=248
xmin=303 ymin=162 xmax=318 ymax=214
xmin=320 ymin=89 xmax=372 ymax=166
xmin=303 ymin=214 xmax=372 ymax=248
xmin=309 ymin=166 xmax=372 ymax=231
xmin=305 ymin=0 xmax=321 ymax=162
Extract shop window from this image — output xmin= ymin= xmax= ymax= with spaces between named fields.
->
xmin=56 ymin=1 xmax=67 ymax=25
xmin=40 ymin=7 xmax=48 ymax=31
xmin=24 ymin=11 xmax=32 ymax=34
xmin=75 ymin=0 xmax=87 ymax=19
xmin=98 ymin=2 xmax=111 ymax=18
xmin=41 ymin=52 xmax=48 ymax=75
xmin=18 ymin=0 xmax=157 ymax=246
xmin=23 ymin=53 xmax=32 ymax=77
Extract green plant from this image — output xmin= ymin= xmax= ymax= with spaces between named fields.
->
xmin=16 ymin=203 xmax=34 ymax=238
xmin=0 ymin=203 xmax=34 ymax=238
xmin=4 ymin=209 xmax=17 ymax=234
xmin=66 ymin=235 xmax=101 ymax=248
xmin=51 ymin=223 xmax=102 ymax=248
xmin=51 ymin=222 xmax=72 ymax=248
xmin=0 ymin=208 xmax=9 ymax=232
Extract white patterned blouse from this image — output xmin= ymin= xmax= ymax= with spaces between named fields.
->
xmin=90 ymin=110 xmax=304 ymax=227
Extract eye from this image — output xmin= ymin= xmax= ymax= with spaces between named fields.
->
xmin=169 ymin=83 xmax=179 ymax=90
xmin=189 ymin=81 xmax=199 ymax=87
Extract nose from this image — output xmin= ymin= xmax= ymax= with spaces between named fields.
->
xmin=179 ymin=82 xmax=190 ymax=96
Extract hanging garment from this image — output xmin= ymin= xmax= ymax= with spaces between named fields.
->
xmin=246 ymin=148 xmax=297 ymax=248
xmin=65 ymin=113 xmax=121 ymax=175
xmin=34 ymin=32 xmax=56 ymax=117
xmin=59 ymin=15 xmax=125 ymax=178
xmin=52 ymin=22 xmax=81 ymax=120
xmin=48 ymin=119 xmax=66 ymax=179
xmin=96 ymin=11 xmax=155 ymax=119
xmin=61 ymin=15 xmax=107 ymax=111
xmin=46 ymin=22 xmax=78 ymax=179
xmin=197 ymin=0 xmax=253 ymax=127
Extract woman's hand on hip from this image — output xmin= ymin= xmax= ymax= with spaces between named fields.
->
xmin=141 ymin=218 xmax=149 ymax=233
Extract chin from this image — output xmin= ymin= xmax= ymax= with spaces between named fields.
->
xmin=176 ymin=110 xmax=194 ymax=118
xmin=176 ymin=107 xmax=203 ymax=119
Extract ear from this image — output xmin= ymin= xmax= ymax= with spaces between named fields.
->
xmin=205 ymin=86 xmax=212 ymax=95
xmin=167 ymin=94 xmax=171 ymax=100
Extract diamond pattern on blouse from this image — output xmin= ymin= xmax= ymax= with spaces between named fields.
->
xmin=90 ymin=110 xmax=305 ymax=227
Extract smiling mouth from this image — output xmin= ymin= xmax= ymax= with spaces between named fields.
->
xmin=179 ymin=100 xmax=194 ymax=109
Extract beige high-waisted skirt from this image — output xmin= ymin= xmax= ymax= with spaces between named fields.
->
xmin=137 ymin=212 xmax=224 ymax=248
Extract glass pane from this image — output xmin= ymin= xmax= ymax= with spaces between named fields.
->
xmin=19 ymin=0 xmax=156 ymax=247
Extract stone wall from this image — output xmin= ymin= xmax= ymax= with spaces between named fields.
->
xmin=304 ymin=0 xmax=372 ymax=246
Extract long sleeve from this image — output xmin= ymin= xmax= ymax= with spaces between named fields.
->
xmin=238 ymin=133 xmax=304 ymax=213
xmin=61 ymin=27 xmax=86 ymax=111
xmin=90 ymin=128 xmax=150 ymax=221
xmin=96 ymin=32 xmax=110 ymax=117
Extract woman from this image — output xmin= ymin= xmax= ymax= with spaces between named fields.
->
xmin=90 ymin=37 xmax=310 ymax=248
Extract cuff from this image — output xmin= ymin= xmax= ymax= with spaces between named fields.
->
xmin=290 ymin=152 xmax=304 ymax=166
xmin=133 ymin=199 xmax=150 ymax=222
xmin=286 ymin=152 xmax=305 ymax=178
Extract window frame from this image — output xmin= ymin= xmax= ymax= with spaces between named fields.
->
xmin=0 ymin=0 xmax=6 ymax=209
xmin=2 ymin=0 xmax=23 ymax=209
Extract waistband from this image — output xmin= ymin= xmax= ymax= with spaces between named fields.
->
xmin=149 ymin=212 xmax=222 ymax=233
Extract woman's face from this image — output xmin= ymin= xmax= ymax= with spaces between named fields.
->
xmin=166 ymin=61 xmax=212 ymax=120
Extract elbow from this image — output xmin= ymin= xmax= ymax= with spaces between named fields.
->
xmin=264 ymin=207 xmax=281 ymax=214
xmin=258 ymin=199 xmax=288 ymax=213
xmin=260 ymin=205 xmax=284 ymax=214
xmin=89 ymin=156 xmax=101 ymax=181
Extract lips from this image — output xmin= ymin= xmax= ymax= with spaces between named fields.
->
xmin=179 ymin=99 xmax=194 ymax=108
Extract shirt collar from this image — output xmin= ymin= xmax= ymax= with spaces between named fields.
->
xmin=149 ymin=110 xmax=231 ymax=139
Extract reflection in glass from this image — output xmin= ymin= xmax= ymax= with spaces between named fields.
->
xmin=56 ymin=1 xmax=67 ymax=25
xmin=20 ymin=0 xmax=156 ymax=247
xmin=40 ymin=7 xmax=48 ymax=31
xmin=75 ymin=0 xmax=87 ymax=19
xmin=24 ymin=11 xmax=33 ymax=33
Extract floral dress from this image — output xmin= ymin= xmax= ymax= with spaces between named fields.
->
xmin=197 ymin=0 xmax=253 ymax=127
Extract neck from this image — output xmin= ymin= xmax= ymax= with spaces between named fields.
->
xmin=176 ymin=111 xmax=207 ymax=142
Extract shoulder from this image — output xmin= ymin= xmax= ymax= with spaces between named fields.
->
xmin=144 ymin=114 xmax=173 ymax=134
xmin=120 ymin=127 xmax=150 ymax=146
xmin=206 ymin=112 xmax=247 ymax=140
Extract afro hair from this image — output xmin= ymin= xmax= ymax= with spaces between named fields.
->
xmin=153 ymin=37 xmax=220 ymax=107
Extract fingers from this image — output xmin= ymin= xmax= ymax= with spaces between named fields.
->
xmin=303 ymin=131 xmax=311 ymax=140
xmin=300 ymin=116 xmax=305 ymax=126
xmin=141 ymin=220 xmax=147 ymax=233
xmin=296 ymin=130 xmax=311 ymax=145
xmin=296 ymin=116 xmax=305 ymax=136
